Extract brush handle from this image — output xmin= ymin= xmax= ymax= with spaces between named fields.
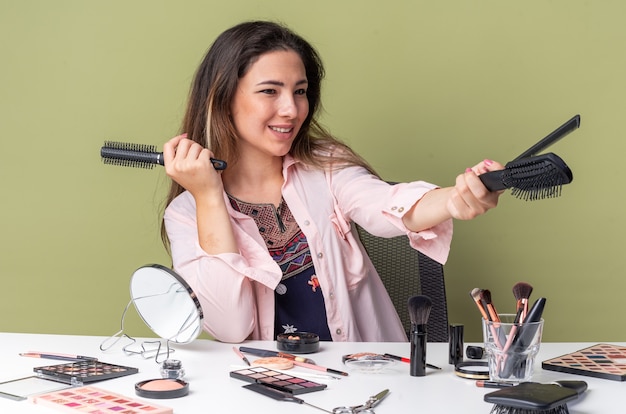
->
xmin=243 ymin=383 xmax=303 ymax=403
xmin=513 ymin=114 xmax=580 ymax=161
xmin=100 ymin=146 xmax=227 ymax=170
xmin=478 ymin=170 xmax=508 ymax=192
xmin=409 ymin=326 xmax=427 ymax=376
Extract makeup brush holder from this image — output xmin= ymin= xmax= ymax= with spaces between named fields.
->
xmin=482 ymin=314 xmax=544 ymax=383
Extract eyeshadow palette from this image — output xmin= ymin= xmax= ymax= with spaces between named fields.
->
xmin=34 ymin=361 xmax=139 ymax=386
xmin=542 ymin=343 xmax=626 ymax=381
xmin=33 ymin=385 xmax=173 ymax=413
xmin=230 ymin=366 xmax=327 ymax=395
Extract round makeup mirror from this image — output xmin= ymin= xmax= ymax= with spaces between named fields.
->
xmin=130 ymin=264 xmax=203 ymax=344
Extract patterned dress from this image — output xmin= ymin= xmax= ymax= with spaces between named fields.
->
xmin=228 ymin=195 xmax=332 ymax=341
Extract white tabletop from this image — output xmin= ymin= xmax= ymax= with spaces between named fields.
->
xmin=0 ymin=332 xmax=624 ymax=413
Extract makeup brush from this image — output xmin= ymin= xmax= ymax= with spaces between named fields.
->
xmin=243 ymin=383 xmax=332 ymax=413
xmin=408 ymin=295 xmax=432 ymax=377
xmin=470 ymin=288 xmax=491 ymax=322
xmin=471 ymin=288 xmax=504 ymax=350
xmin=512 ymin=282 xmax=533 ymax=323
xmin=481 ymin=289 xmax=501 ymax=323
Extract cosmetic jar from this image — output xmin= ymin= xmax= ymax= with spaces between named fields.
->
xmin=454 ymin=361 xmax=490 ymax=380
xmin=160 ymin=359 xmax=185 ymax=380
xmin=276 ymin=332 xmax=320 ymax=354
xmin=466 ymin=345 xmax=485 ymax=360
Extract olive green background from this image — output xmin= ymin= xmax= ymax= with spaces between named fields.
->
xmin=2 ymin=1 xmax=624 ymax=342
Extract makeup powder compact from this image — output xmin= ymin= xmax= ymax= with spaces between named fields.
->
xmin=135 ymin=379 xmax=189 ymax=399
xmin=276 ymin=332 xmax=320 ymax=354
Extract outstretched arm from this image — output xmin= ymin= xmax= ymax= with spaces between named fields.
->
xmin=402 ymin=159 xmax=504 ymax=232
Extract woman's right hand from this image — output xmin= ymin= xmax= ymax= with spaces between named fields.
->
xmin=162 ymin=134 xmax=224 ymax=199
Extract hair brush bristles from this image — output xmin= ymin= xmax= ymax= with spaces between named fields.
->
xmin=407 ymin=295 xmax=432 ymax=327
xmin=101 ymin=141 xmax=162 ymax=169
xmin=479 ymin=152 xmax=573 ymax=201
xmin=100 ymin=141 xmax=227 ymax=170
xmin=489 ymin=404 xmax=570 ymax=414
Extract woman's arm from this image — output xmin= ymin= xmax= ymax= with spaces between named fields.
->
xmin=163 ymin=134 xmax=238 ymax=255
xmin=402 ymin=159 xmax=504 ymax=232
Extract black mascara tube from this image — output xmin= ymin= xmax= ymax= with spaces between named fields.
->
xmin=410 ymin=324 xmax=427 ymax=376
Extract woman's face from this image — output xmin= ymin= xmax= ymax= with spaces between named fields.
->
xmin=230 ymin=49 xmax=309 ymax=160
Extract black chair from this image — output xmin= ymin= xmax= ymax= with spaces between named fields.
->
xmin=356 ymin=224 xmax=449 ymax=342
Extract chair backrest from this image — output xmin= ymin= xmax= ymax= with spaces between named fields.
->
xmin=355 ymin=224 xmax=449 ymax=342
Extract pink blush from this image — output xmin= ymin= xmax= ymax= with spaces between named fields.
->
xmin=140 ymin=380 xmax=184 ymax=391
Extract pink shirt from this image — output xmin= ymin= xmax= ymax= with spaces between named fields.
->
xmin=164 ymin=155 xmax=453 ymax=343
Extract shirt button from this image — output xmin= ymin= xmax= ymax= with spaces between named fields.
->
xmin=398 ymin=207 xmax=404 ymax=212
xmin=317 ymin=252 xmax=323 ymax=259
xmin=329 ymin=292 xmax=334 ymax=299
xmin=336 ymin=329 xmax=342 ymax=335
xmin=303 ymin=220 xmax=310 ymax=225
xmin=391 ymin=206 xmax=397 ymax=211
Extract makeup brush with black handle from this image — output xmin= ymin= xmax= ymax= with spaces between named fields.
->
xmin=408 ymin=295 xmax=432 ymax=377
xmin=100 ymin=141 xmax=227 ymax=170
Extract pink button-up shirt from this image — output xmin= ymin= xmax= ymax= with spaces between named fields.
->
xmin=164 ymin=155 xmax=452 ymax=343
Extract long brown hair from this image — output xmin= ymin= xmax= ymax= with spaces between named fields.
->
xmin=161 ymin=21 xmax=376 ymax=250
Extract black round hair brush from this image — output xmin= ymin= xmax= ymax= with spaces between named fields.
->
xmin=407 ymin=295 xmax=432 ymax=377
xmin=100 ymin=141 xmax=227 ymax=170
xmin=484 ymin=380 xmax=588 ymax=414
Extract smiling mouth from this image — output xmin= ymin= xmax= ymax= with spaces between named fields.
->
xmin=270 ymin=126 xmax=293 ymax=133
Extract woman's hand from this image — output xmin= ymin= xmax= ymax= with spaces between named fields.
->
xmin=162 ymin=134 xmax=224 ymax=199
xmin=446 ymin=159 xmax=504 ymax=220
xmin=403 ymin=159 xmax=505 ymax=232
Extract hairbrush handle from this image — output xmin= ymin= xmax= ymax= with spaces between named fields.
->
xmin=514 ymin=114 xmax=580 ymax=161
xmin=478 ymin=170 xmax=508 ymax=192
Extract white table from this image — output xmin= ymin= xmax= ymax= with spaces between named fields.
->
xmin=0 ymin=333 xmax=624 ymax=413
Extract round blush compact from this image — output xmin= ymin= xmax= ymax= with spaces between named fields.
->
xmin=276 ymin=332 xmax=320 ymax=354
xmin=135 ymin=378 xmax=189 ymax=399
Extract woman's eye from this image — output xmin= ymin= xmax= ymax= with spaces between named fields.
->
xmin=295 ymin=89 xmax=307 ymax=95
xmin=260 ymin=89 xmax=276 ymax=95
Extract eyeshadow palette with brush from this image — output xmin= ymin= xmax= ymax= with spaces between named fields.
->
xmin=230 ymin=366 xmax=327 ymax=395
xmin=542 ymin=343 xmax=626 ymax=381
xmin=33 ymin=385 xmax=172 ymax=413
xmin=34 ymin=361 xmax=139 ymax=386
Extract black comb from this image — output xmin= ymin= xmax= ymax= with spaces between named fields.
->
xmin=100 ymin=141 xmax=227 ymax=170
xmin=479 ymin=153 xmax=572 ymax=201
